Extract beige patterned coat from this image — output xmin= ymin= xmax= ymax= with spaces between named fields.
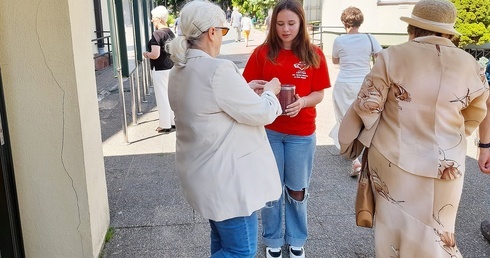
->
xmin=346 ymin=36 xmax=489 ymax=179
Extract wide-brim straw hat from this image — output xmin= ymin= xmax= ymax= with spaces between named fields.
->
xmin=400 ymin=0 xmax=460 ymax=35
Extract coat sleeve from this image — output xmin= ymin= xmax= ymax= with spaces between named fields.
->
xmin=353 ymin=50 xmax=391 ymax=130
xmin=462 ymin=64 xmax=490 ymax=136
xmin=212 ymin=60 xmax=281 ymax=126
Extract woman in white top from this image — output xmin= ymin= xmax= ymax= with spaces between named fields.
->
xmin=241 ymin=13 xmax=254 ymax=47
xmin=329 ymin=6 xmax=382 ymax=176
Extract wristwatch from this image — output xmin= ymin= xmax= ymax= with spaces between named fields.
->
xmin=478 ymin=141 xmax=490 ymax=148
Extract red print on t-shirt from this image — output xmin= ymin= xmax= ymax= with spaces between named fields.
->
xmin=293 ymin=61 xmax=309 ymax=79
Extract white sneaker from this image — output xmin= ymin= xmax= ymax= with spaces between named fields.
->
xmin=289 ymin=246 xmax=305 ymax=258
xmin=265 ymin=247 xmax=282 ymax=258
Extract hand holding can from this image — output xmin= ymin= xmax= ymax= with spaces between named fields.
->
xmin=277 ymin=84 xmax=295 ymax=116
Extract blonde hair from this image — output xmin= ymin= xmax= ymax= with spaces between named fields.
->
xmin=166 ymin=1 xmax=226 ymax=68
xmin=151 ymin=6 xmax=169 ymax=23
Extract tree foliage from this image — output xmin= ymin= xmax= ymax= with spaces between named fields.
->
xmin=153 ymin=0 xmax=277 ymax=23
xmin=450 ymin=0 xmax=490 ymax=47
xmin=155 ymin=0 xmax=232 ymax=14
xmin=231 ymin=0 xmax=277 ymax=22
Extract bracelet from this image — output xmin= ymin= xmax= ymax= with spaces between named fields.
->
xmin=302 ymin=97 xmax=307 ymax=108
xmin=478 ymin=141 xmax=490 ymax=148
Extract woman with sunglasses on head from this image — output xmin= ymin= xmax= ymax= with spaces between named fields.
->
xmin=143 ymin=5 xmax=175 ymax=133
xmin=243 ymin=0 xmax=331 ymax=257
xmin=166 ymin=1 xmax=283 ymax=257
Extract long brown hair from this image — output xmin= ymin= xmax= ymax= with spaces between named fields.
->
xmin=263 ymin=0 xmax=321 ymax=68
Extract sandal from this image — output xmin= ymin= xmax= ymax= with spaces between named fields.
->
xmin=350 ymin=159 xmax=362 ymax=177
xmin=481 ymin=220 xmax=490 ymax=241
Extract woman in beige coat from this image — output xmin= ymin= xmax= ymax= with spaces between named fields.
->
xmin=340 ymin=0 xmax=489 ymax=256
xmin=166 ymin=1 xmax=283 ymax=257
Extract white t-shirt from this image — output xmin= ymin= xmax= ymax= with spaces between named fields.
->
xmin=174 ymin=17 xmax=182 ymax=36
xmin=241 ymin=16 xmax=253 ymax=31
xmin=332 ymin=34 xmax=383 ymax=83
xmin=231 ymin=11 xmax=243 ymax=28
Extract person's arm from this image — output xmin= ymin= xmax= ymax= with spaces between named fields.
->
xmin=331 ymin=38 xmax=340 ymax=64
xmin=214 ymin=61 xmax=281 ymax=125
xmin=143 ymin=32 xmax=162 ymax=59
xmin=478 ymin=95 xmax=490 ymax=174
xmin=286 ymin=90 xmax=324 ymax=118
xmin=144 ymin=45 xmax=161 ymax=59
xmin=353 ymin=51 xmax=390 ymax=130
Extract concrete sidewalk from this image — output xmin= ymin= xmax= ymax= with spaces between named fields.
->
xmin=97 ymin=29 xmax=490 ymax=257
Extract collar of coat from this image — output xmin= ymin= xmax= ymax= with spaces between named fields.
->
xmin=187 ymin=49 xmax=212 ymax=59
xmin=411 ymin=36 xmax=457 ymax=48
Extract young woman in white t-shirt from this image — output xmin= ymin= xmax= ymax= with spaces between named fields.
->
xmin=241 ymin=13 xmax=254 ymax=47
xmin=329 ymin=6 xmax=382 ymax=176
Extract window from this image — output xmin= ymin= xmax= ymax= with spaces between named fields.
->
xmin=377 ymin=0 xmax=419 ymax=5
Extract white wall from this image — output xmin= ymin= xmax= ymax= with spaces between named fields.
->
xmin=0 ymin=0 xmax=109 ymax=257
xmin=304 ymin=0 xmax=322 ymax=22
xmin=320 ymin=1 xmax=414 ymax=56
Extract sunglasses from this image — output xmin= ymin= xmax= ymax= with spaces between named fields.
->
xmin=193 ymin=23 xmax=229 ymax=36
xmin=215 ymin=27 xmax=230 ymax=36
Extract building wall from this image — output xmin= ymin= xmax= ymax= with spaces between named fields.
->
xmin=304 ymin=0 xmax=322 ymax=22
xmin=0 ymin=0 xmax=109 ymax=257
xmin=319 ymin=1 xmax=415 ymax=56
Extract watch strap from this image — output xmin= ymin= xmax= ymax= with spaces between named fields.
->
xmin=478 ymin=141 xmax=490 ymax=148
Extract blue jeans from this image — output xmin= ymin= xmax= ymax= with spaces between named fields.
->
xmin=209 ymin=212 xmax=258 ymax=258
xmin=262 ymin=129 xmax=316 ymax=248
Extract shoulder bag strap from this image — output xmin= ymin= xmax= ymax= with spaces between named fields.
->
xmin=366 ymin=34 xmax=375 ymax=67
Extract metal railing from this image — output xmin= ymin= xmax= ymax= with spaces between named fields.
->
xmin=308 ymin=24 xmax=409 ymax=49
xmin=309 ymin=25 xmax=343 ymax=48
xmin=109 ymin=0 xmax=154 ymax=144
xmin=465 ymin=48 xmax=490 ymax=61
xmin=310 ymin=24 xmax=490 ymax=59
xmin=91 ymin=31 xmax=112 ymax=65
xmin=127 ymin=59 xmax=152 ymax=126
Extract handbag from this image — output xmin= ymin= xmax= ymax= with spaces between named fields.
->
xmin=355 ymin=149 xmax=375 ymax=228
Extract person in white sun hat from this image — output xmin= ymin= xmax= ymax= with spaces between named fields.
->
xmin=339 ymin=0 xmax=488 ymax=256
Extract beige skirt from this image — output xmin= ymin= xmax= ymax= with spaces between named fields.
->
xmin=330 ymin=81 xmax=362 ymax=149
xmin=369 ymin=145 xmax=463 ymax=258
